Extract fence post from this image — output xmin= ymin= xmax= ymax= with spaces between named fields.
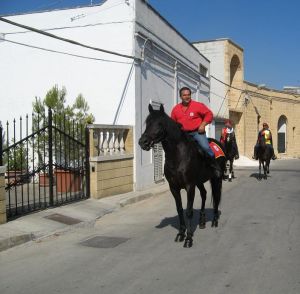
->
xmin=85 ymin=127 xmax=90 ymax=198
xmin=48 ymin=108 xmax=54 ymax=206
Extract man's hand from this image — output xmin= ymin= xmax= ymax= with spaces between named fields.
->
xmin=198 ymin=122 xmax=207 ymax=134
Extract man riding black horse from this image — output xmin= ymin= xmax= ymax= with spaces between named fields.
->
xmin=171 ymin=87 xmax=222 ymax=177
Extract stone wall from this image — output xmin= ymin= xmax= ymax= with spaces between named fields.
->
xmin=221 ymin=41 xmax=300 ymax=158
xmin=90 ymin=157 xmax=133 ymax=199
xmin=88 ymin=125 xmax=134 ymax=199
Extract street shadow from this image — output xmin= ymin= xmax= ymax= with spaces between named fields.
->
xmin=155 ymin=208 xmax=220 ymax=232
xmin=250 ymin=173 xmax=271 ymax=181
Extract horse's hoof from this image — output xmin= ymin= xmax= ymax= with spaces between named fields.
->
xmin=175 ymin=233 xmax=185 ymax=242
xmin=211 ymin=220 xmax=218 ymax=227
xmin=229 ymin=178 xmax=232 ymax=182
xmin=199 ymin=223 xmax=206 ymax=229
xmin=183 ymin=238 xmax=193 ymax=248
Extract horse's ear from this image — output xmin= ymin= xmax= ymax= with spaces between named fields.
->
xmin=148 ymin=104 xmax=154 ymax=113
xmin=159 ymin=104 xmax=165 ymax=113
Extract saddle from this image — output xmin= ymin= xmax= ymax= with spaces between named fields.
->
xmin=209 ymin=140 xmax=225 ymax=159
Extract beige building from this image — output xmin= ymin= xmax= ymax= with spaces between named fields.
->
xmin=194 ymin=39 xmax=300 ymax=158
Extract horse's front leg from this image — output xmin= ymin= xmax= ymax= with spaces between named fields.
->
xmin=184 ymin=185 xmax=195 ymax=248
xmin=264 ymin=161 xmax=269 ymax=179
xmin=228 ymin=159 xmax=233 ymax=181
xmin=170 ymin=186 xmax=186 ymax=242
xmin=197 ymin=183 xmax=207 ymax=229
xmin=259 ymin=160 xmax=262 ymax=180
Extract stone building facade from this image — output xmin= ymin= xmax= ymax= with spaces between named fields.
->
xmin=194 ymin=39 xmax=300 ymax=158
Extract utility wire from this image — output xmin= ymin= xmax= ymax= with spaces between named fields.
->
xmin=3 ymin=38 xmax=132 ymax=64
xmin=4 ymin=20 xmax=133 ymax=35
xmin=211 ymin=75 xmax=300 ymax=103
xmin=0 ymin=16 xmax=138 ymax=60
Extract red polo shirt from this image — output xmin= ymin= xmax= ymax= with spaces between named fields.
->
xmin=171 ymin=100 xmax=213 ymax=131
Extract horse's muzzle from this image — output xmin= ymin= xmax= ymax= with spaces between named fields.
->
xmin=138 ymin=136 xmax=152 ymax=151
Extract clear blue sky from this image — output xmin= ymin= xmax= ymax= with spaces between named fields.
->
xmin=1 ymin=0 xmax=299 ymax=90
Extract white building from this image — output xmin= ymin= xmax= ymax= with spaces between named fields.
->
xmin=0 ymin=0 xmax=211 ymax=190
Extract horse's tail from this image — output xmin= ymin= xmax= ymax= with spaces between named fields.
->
xmin=210 ymin=177 xmax=223 ymax=209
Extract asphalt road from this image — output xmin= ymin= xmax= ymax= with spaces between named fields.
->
xmin=0 ymin=159 xmax=299 ymax=294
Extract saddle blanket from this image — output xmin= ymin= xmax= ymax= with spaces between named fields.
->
xmin=209 ymin=141 xmax=225 ymax=159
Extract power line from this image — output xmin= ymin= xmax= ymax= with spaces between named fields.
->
xmin=4 ymin=20 xmax=133 ymax=35
xmin=211 ymin=75 xmax=300 ymax=103
xmin=0 ymin=16 xmax=138 ymax=60
xmin=3 ymin=38 xmax=132 ymax=64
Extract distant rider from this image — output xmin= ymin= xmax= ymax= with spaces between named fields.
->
xmin=220 ymin=119 xmax=239 ymax=160
xmin=252 ymin=122 xmax=277 ymax=160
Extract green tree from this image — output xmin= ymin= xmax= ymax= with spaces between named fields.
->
xmin=32 ymin=85 xmax=95 ymax=169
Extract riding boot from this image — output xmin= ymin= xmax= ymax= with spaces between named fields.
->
xmin=272 ymin=154 xmax=277 ymax=160
xmin=206 ymin=156 xmax=222 ymax=178
xmin=252 ymin=148 xmax=258 ymax=160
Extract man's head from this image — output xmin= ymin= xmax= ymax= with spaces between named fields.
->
xmin=263 ymin=122 xmax=269 ymax=129
xmin=179 ymin=87 xmax=192 ymax=106
xmin=225 ymin=119 xmax=232 ymax=128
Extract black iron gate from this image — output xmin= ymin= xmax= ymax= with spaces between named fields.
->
xmin=0 ymin=108 xmax=90 ymax=220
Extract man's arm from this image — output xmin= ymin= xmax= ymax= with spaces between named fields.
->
xmin=197 ymin=103 xmax=213 ymax=133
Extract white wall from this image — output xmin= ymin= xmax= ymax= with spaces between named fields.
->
xmin=0 ymin=0 xmax=136 ymax=129
xmin=0 ymin=0 xmax=213 ymax=191
xmin=134 ymin=0 xmax=211 ymax=190
xmin=193 ymin=40 xmax=228 ymax=120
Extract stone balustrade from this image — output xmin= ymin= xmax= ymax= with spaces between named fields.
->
xmin=88 ymin=124 xmax=133 ymax=160
xmin=87 ymin=125 xmax=134 ymax=199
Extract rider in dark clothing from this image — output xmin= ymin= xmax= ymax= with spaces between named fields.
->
xmin=252 ymin=122 xmax=277 ymax=160
xmin=220 ymin=119 xmax=239 ymax=160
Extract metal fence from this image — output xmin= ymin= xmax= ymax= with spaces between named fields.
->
xmin=0 ymin=108 xmax=90 ymax=220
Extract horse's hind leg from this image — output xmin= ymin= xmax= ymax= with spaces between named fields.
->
xmin=197 ymin=183 xmax=207 ymax=229
xmin=170 ymin=187 xmax=186 ymax=242
xmin=210 ymin=177 xmax=222 ymax=227
xmin=184 ymin=185 xmax=195 ymax=248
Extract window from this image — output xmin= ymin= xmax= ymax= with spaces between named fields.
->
xmin=200 ymin=64 xmax=208 ymax=77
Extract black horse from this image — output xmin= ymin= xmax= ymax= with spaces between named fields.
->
xmin=257 ymin=136 xmax=272 ymax=180
xmin=138 ymin=104 xmax=226 ymax=247
xmin=223 ymin=131 xmax=239 ymax=181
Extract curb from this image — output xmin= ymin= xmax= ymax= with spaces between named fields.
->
xmin=0 ymin=184 xmax=169 ymax=252
xmin=0 ymin=233 xmax=35 ymax=252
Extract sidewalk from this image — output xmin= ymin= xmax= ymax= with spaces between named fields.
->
xmin=0 ymin=182 xmax=169 ymax=252
xmin=0 ymin=155 xmax=259 ymax=253
xmin=233 ymin=155 xmax=258 ymax=167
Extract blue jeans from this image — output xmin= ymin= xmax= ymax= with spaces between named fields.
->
xmin=189 ymin=132 xmax=214 ymax=158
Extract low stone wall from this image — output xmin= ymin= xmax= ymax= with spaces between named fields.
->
xmin=88 ymin=125 xmax=134 ymax=199
xmin=90 ymin=155 xmax=133 ymax=199
xmin=0 ymin=166 xmax=6 ymax=224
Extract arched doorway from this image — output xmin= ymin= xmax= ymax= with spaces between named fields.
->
xmin=277 ymin=115 xmax=287 ymax=153
xmin=230 ymin=55 xmax=241 ymax=86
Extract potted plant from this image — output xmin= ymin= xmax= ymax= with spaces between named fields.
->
xmin=6 ymin=142 xmax=28 ymax=185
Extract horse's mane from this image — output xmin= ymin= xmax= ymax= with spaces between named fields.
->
xmin=146 ymin=109 xmax=196 ymax=142
xmin=146 ymin=109 xmax=207 ymax=155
